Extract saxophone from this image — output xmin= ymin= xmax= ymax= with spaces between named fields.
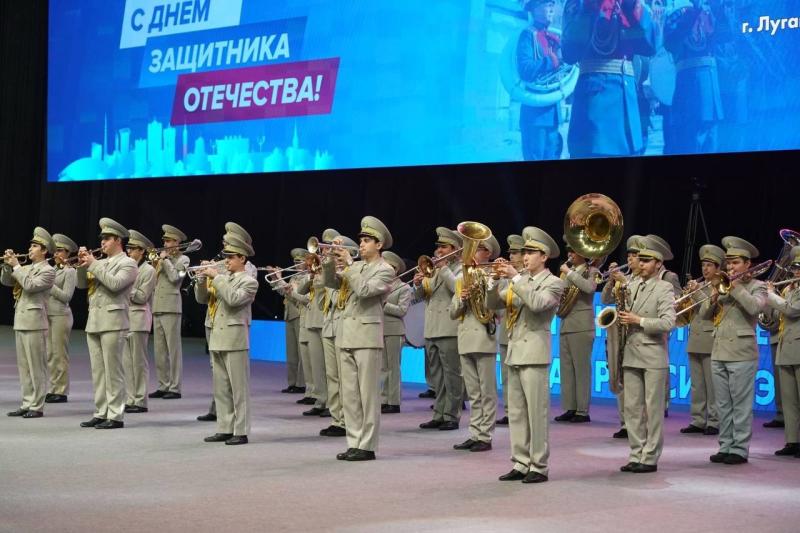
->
xmin=556 ymin=261 xmax=590 ymax=318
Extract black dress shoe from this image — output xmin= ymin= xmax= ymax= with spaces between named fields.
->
xmin=703 ymin=426 xmax=719 ymax=435
xmin=775 ymin=443 xmax=800 ymax=456
xmin=554 ymin=410 xmax=576 ymax=422
xmin=197 ymin=413 xmax=217 ymax=422
xmin=45 ymin=394 xmax=68 ymax=403
xmin=162 ymin=392 xmax=182 ymax=400
xmin=204 ymin=433 xmax=234 ymax=442
xmin=723 ymin=453 xmax=748 ymax=465
xmin=148 ymin=390 xmax=167 ymax=398
xmin=7 ymin=408 xmax=29 ymax=417
xmin=680 ymin=424 xmax=705 ymax=434
xmin=469 ymin=441 xmax=492 ymax=452
xmin=569 ymin=414 xmax=591 ymax=423
xmin=620 ymin=462 xmax=640 ymax=472
xmin=125 ymin=405 xmax=149 ymax=413
xmin=763 ymin=419 xmax=785 ymax=428
xmin=496 ymin=416 xmax=508 ymax=425
xmin=344 ymin=449 xmax=376 ymax=461
xmin=418 ymin=389 xmax=436 ymax=398
xmin=438 ymin=421 xmax=459 ymax=431
xmin=281 ymin=386 xmax=294 ymax=393
xmin=296 ymin=396 xmax=316 ymax=405
xmin=498 ymin=469 xmax=525 ymax=481
xmin=225 ymin=435 xmax=248 ymax=445
xmin=303 ymin=407 xmax=325 ymax=416
xmin=337 ymin=448 xmax=356 ymax=460
xmin=612 ymin=428 xmax=628 ymax=439
xmin=320 ymin=425 xmax=346 ymax=437
xmin=318 ymin=408 xmax=332 ymax=417
xmin=522 ymin=472 xmax=548 ymax=483
xmin=80 ymin=417 xmax=105 ymax=427
xmin=419 ymin=419 xmax=444 ymax=429
xmin=290 ymin=386 xmax=306 ymax=394
xmin=454 ymin=439 xmax=476 ymax=450
xmin=381 ymin=404 xmax=400 ymax=414
xmin=632 ymin=463 xmax=658 ymax=474
xmin=95 ymin=419 xmax=124 ymax=429
xmin=709 ymin=452 xmax=730 ymax=463
xmin=22 ymin=410 xmax=43 ymax=418
xmin=664 ymin=409 xmax=669 ymax=418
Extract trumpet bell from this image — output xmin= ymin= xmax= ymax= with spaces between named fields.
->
xmin=564 ymin=193 xmax=624 ymax=260
xmin=596 ymin=307 xmax=618 ymax=329
xmin=307 ymin=236 xmax=320 ymax=254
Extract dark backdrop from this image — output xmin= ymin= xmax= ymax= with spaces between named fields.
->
xmin=1 ymin=2 xmax=797 ymax=335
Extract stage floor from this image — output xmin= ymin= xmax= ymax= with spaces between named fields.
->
xmin=0 ymin=325 xmax=798 ymax=532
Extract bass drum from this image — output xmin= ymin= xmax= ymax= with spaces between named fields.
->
xmin=403 ymin=301 xmax=426 ymax=349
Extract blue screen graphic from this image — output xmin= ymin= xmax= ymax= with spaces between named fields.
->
xmin=47 ymin=1 xmax=800 ymax=181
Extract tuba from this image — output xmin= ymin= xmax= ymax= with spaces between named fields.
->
xmin=757 ymin=229 xmax=800 ymax=331
xmin=457 ymin=221 xmax=495 ymax=326
xmin=557 ymin=194 xmax=624 ymax=318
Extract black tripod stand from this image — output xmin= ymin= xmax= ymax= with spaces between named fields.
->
xmin=680 ymin=178 xmax=710 ymax=284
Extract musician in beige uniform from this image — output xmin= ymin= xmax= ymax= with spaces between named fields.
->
xmin=297 ymin=231 xmax=341 ymax=417
xmin=601 ymin=235 xmax=642 ymax=439
xmin=450 ymin=232 xmax=501 ymax=452
xmin=415 ymin=227 xmax=464 ymax=431
xmin=703 ymin=236 xmax=767 ymax=465
xmin=45 ymin=233 xmax=78 ymax=404
xmin=492 ymin=227 xmax=565 ymax=484
xmin=496 ymin=234 xmax=524 ymax=425
xmin=617 ymin=237 xmax=676 ymax=474
xmin=680 ymin=244 xmax=724 ymax=435
xmin=269 ymin=248 xmax=307 ymax=394
xmin=646 ymin=234 xmax=682 ymax=415
xmin=122 ymin=231 xmax=156 ymax=413
xmin=554 ymin=239 xmax=599 ymax=423
xmin=317 ymin=236 xmax=356 ymax=436
xmin=201 ymin=234 xmax=259 ymax=445
xmin=766 ymin=247 xmax=800 ymax=457
xmin=323 ymin=216 xmax=394 ymax=461
xmin=150 ymin=224 xmax=190 ymax=399
xmin=77 ymin=218 xmax=138 ymax=429
xmin=381 ymin=251 xmax=413 ymax=414
xmin=3 ymin=228 xmax=56 ymax=418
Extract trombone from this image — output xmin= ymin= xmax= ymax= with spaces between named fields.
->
xmin=147 ymin=239 xmax=202 ymax=263
xmin=391 ymin=248 xmax=463 ymax=283
xmin=675 ymin=259 xmax=773 ymax=317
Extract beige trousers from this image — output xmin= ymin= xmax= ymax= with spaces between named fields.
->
xmin=381 ymin=335 xmax=403 ymax=406
xmin=688 ymin=352 xmax=717 ymax=429
xmin=508 ymin=364 xmax=550 ymax=476
xmin=286 ymin=318 xmax=304 ymax=387
xmin=461 ymin=352 xmax=497 ymax=442
xmin=153 ymin=313 xmax=183 ymax=393
xmin=499 ymin=345 xmax=509 ymax=416
xmin=46 ymin=313 xmax=72 ymax=395
xmin=779 ymin=365 xmax=800 ymax=443
xmin=559 ymin=330 xmax=594 ymax=415
xmin=87 ymin=330 xmax=127 ymax=422
xmin=323 ymin=336 xmax=344 ymax=428
xmin=212 ymin=350 xmax=251 ymax=436
xmin=339 ymin=347 xmax=381 ymax=452
xmin=623 ymin=367 xmax=667 ymax=466
xmin=15 ymin=330 xmax=48 ymax=412
xmin=123 ymin=331 xmax=150 ymax=408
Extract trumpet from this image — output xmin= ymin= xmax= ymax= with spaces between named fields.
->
xmin=147 ymin=239 xmax=202 ymax=263
xmin=595 ymin=263 xmax=630 ymax=283
xmin=185 ymin=260 xmax=226 ymax=280
xmin=675 ymin=259 xmax=773 ymax=317
xmin=2 ymin=252 xmax=30 ymax=265
xmin=65 ymin=247 xmax=104 ymax=266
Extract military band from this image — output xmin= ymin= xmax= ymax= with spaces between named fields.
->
xmin=4 ymin=205 xmax=798 ymax=474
